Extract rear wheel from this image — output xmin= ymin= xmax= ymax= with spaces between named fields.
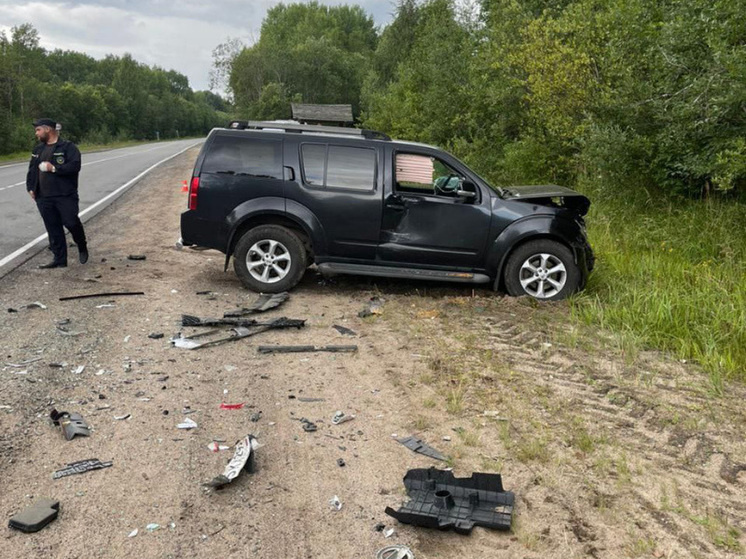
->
xmin=233 ymin=225 xmax=307 ymax=293
xmin=504 ymin=239 xmax=580 ymax=301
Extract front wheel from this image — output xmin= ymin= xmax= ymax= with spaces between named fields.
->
xmin=504 ymin=239 xmax=581 ymax=301
xmin=233 ymin=225 xmax=307 ymax=293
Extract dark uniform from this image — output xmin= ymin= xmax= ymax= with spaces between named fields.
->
xmin=26 ymin=129 xmax=87 ymax=266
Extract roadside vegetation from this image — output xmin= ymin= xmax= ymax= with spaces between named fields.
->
xmin=0 ymin=24 xmax=229 ymax=155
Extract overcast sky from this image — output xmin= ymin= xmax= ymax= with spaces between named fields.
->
xmin=0 ymin=1 xmax=396 ymax=91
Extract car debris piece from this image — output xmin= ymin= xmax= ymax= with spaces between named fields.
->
xmin=8 ymin=498 xmax=60 ymax=533
xmin=257 ymin=344 xmax=358 ymax=354
xmin=7 ymin=307 xmax=18 ymax=312
xmin=204 ymin=435 xmax=258 ymax=489
xmin=52 ymin=458 xmax=113 ymax=479
xmin=177 ymin=417 xmax=198 ymax=429
xmin=58 ymin=291 xmax=145 ymax=301
xmin=329 ymin=495 xmax=342 ymax=511
xmin=396 ymin=436 xmax=447 ymax=462
xmin=26 ymin=301 xmax=48 ymax=310
xmin=337 ymin=458 xmax=346 ymax=467
xmin=148 ymin=332 xmax=164 ymax=339
xmin=383 ymin=528 xmax=396 ymax=538
xmin=207 ymin=442 xmax=231 ymax=452
xmin=171 ymin=317 xmax=305 ymax=350
xmin=301 ymin=418 xmax=318 ymax=432
xmin=358 ymin=297 xmax=384 ymax=318
xmin=332 ymin=411 xmax=355 ymax=425
xmin=220 ymin=403 xmax=244 ymax=410
xmin=222 ymin=292 xmax=289 ymax=318
xmin=128 ymin=529 xmax=138 ymax=538
xmin=181 ymin=315 xmax=259 ymax=327
xmin=333 ymin=324 xmax=357 ymax=336
xmin=127 ymin=255 xmax=146 ymax=260
xmin=50 ymin=409 xmax=90 ymax=440
xmin=384 ymin=467 xmax=515 ymax=534
xmin=114 ymin=414 xmax=131 ymax=421
xmin=376 ymin=545 xmax=415 ymax=559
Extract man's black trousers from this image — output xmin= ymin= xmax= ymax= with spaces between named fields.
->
xmin=35 ymin=196 xmax=87 ymax=264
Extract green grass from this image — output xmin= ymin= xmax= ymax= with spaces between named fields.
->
xmin=571 ymin=193 xmax=746 ymax=387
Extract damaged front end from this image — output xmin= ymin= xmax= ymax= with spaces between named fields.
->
xmin=501 ymin=185 xmax=590 ymax=216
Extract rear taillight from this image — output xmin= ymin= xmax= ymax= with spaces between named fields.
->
xmin=188 ymin=176 xmax=200 ymax=210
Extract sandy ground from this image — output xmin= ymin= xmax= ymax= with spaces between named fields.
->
xmin=1 ymin=148 xmax=744 ymax=559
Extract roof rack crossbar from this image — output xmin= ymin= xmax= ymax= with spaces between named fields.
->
xmin=226 ymin=120 xmax=391 ymax=141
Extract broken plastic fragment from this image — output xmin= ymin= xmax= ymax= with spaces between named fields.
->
xmin=329 ymin=495 xmax=342 ymax=511
xmin=114 ymin=414 xmax=131 ymax=421
xmin=220 ymin=403 xmax=245 ymax=410
xmin=376 ymin=545 xmax=415 ymax=559
xmin=128 ymin=529 xmax=138 ymax=538
xmin=333 ymin=324 xmax=357 ymax=336
xmin=396 ymin=436 xmax=447 ymax=461
xmin=8 ymin=498 xmax=59 ymax=533
xmin=127 ymin=255 xmax=146 ymax=260
xmin=204 ymin=435 xmax=258 ymax=489
xmin=52 ymin=458 xmax=113 ymax=479
xmin=73 ymin=365 xmax=85 ymax=374
xmin=332 ymin=411 xmax=355 ymax=425
xmin=383 ymin=528 xmax=396 ymax=538
xmin=50 ymin=409 xmax=90 ymax=440
xmin=177 ymin=417 xmax=198 ymax=429
xmin=207 ymin=442 xmax=231 ymax=452
xmin=222 ymin=292 xmax=289 ymax=317
xmin=146 ymin=523 xmax=160 ymax=532
xmin=26 ymin=301 xmax=47 ymax=310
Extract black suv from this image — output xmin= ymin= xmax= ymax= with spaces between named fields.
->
xmin=180 ymin=121 xmax=593 ymax=300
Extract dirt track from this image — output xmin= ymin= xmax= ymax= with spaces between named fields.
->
xmin=1 ymin=148 xmax=744 ymax=558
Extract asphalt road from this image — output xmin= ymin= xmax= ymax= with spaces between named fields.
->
xmin=0 ymin=138 xmax=202 ymax=272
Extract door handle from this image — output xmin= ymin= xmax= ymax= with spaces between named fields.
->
xmin=283 ymin=166 xmax=295 ymax=181
xmin=385 ymin=195 xmax=406 ymax=211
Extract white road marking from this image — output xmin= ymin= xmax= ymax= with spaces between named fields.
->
xmin=0 ymin=143 xmax=175 ymax=191
xmin=0 ymin=141 xmax=201 ymax=270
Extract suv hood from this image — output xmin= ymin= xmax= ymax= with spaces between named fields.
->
xmin=501 ymin=185 xmax=590 ymax=216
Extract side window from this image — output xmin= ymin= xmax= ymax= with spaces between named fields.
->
xmin=202 ymin=136 xmax=282 ymax=179
xmin=301 ymin=144 xmax=376 ymax=191
xmin=301 ymin=144 xmax=325 ymax=186
xmin=395 ymin=153 xmax=463 ymax=197
xmin=327 ymin=146 xmax=376 ymax=191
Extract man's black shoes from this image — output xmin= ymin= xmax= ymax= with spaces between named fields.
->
xmin=79 ymin=246 xmax=89 ymax=264
xmin=38 ymin=261 xmax=67 ymax=269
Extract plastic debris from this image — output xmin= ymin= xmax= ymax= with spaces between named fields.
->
xmin=329 ymin=495 xmax=342 ymax=511
xmin=300 ymin=418 xmax=317 ymax=432
xmin=177 ymin=418 xmax=198 ymax=430
xmin=384 ymin=468 xmax=515 ymax=534
xmin=50 ymin=409 xmax=90 ymax=440
xmin=52 ymin=458 xmax=113 ymax=479
xmin=207 ymin=442 xmax=231 ymax=452
xmin=204 ymin=435 xmax=258 ymax=489
xmin=223 ymin=292 xmax=289 ymax=318
xmin=376 ymin=545 xmax=415 ymax=559
xmin=8 ymin=498 xmax=59 ymax=533
xmin=148 ymin=332 xmax=164 ymax=339
xmin=95 ymin=303 xmax=116 ymax=309
xmin=59 ymin=291 xmax=145 ymax=301
xmin=146 ymin=523 xmax=160 ymax=532
xmin=333 ymin=324 xmax=357 ymax=336
xmin=220 ymin=403 xmax=245 ymax=410
xmin=114 ymin=414 xmax=131 ymax=421
xmin=171 ymin=317 xmax=305 ymax=350
xmin=128 ymin=529 xmax=138 ymax=538
xmin=358 ymin=297 xmax=384 ymax=318
xmin=332 ymin=411 xmax=355 ymax=425
xmin=257 ymin=344 xmax=358 ymax=354
xmin=26 ymin=302 xmax=47 ymax=310
xmin=396 ymin=436 xmax=447 ymax=461
xmin=337 ymin=458 xmax=346 ymax=467
xmin=127 ymin=255 xmax=146 ymax=260
xmin=383 ymin=528 xmax=396 ymax=538
xmin=73 ymin=365 xmax=85 ymax=374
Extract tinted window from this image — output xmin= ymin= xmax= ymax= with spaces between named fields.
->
xmin=326 ymin=146 xmax=376 ymax=190
xmin=202 ymin=135 xmax=282 ymax=179
xmin=301 ymin=144 xmax=326 ymax=186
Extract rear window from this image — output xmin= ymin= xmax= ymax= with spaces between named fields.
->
xmin=201 ymin=135 xmax=282 ymax=179
xmin=301 ymin=144 xmax=376 ymax=191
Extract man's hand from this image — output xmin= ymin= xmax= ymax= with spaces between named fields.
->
xmin=38 ymin=161 xmax=55 ymax=173
xmin=28 ymin=190 xmax=36 ymax=200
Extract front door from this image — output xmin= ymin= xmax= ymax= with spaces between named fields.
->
xmin=378 ymin=148 xmax=492 ymax=269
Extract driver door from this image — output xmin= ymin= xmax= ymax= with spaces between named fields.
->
xmin=378 ymin=148 xmax=492 ymax=268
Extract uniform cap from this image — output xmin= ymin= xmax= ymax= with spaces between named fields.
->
xmin=33 ymin=118 xmax=57 ymax=128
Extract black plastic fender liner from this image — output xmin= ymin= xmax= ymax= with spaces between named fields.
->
xmin=8 ymin=498 xmax=60 ymax=533
xmin=384 ymin=468 xmax=515 ymax=534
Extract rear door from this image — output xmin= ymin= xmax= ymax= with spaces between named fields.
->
xmin=282 ymin=139 xmax=383 ymax=260
xmin=378 ymin=145 xmax=492 ymax=269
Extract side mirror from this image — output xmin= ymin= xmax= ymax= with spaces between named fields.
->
xmin=455 ymin=180 xmax=477 ymax=199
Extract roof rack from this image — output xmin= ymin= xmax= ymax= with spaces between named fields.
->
xmin=226 ymin=120 xmax=391 ymax=141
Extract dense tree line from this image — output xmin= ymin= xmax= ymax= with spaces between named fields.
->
xmin=224 ymin=0 xmax=746 ymax=198
xmin=0 ymin=23 xmax=230 ymax=155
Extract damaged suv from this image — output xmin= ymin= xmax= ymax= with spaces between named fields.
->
xmin=180 ymin=121 xmax=593 ymax=300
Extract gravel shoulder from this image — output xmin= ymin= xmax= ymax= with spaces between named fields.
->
xmin=1 ymin=148 xmax=744 ymax=558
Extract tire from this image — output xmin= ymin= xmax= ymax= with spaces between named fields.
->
xmin=233 ymin=225 xmax=307 ymax=293
xmin=504 ymin=239 xmax=580 ymax=301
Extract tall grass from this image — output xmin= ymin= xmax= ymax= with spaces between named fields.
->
xmin=571 ymin=191 xmax=746 ymax=389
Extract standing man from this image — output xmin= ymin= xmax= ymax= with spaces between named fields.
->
xmin=26 ymin=118 xmax=88 ymax=268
